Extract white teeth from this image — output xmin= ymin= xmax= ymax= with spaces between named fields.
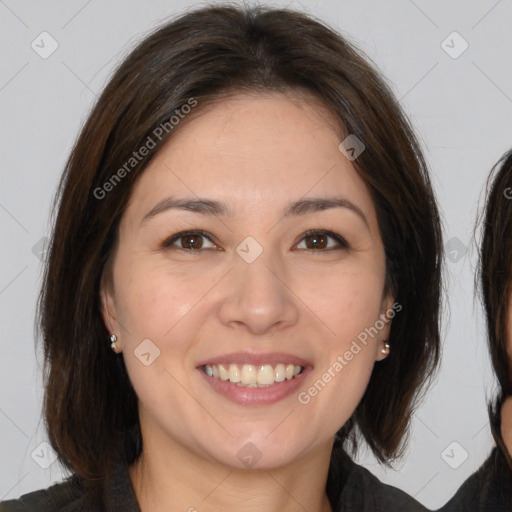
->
xmin=257 ymin=365 xmax=275 ymax=385
xmin=241 ymin=364 xmax=257 ymax=385
xmin=218 ymin=364 xmax=229 ymax=381
xmin=203 ymin=363 xmax=303 ymax=387
xmin=274 ymin=364 xmax=286 ymax=382
xmin=228 ymin=364 xmax=241 ymax=383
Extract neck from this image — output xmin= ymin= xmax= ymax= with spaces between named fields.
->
xmin=129 ymin=428 xmax=335 ymax=512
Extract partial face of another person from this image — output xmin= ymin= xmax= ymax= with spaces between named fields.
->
xmin=101 ymin=92 xmax=393 ymax=469
xmin=500 ymin=283 xmax=512 ymax=448
xmin=504 ymin=265 xmax=512 ymax=387
xmin=508 ymin=290 xmax=512 ymax=362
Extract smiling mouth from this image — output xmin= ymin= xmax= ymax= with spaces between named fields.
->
xmin=202 ymin=363 xmax=305 ymax=387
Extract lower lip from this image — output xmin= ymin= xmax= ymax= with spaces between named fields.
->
xmin=198 ymin=367 xmax=311 ymax=406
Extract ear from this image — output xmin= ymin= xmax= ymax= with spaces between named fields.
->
xmin=99 ymin=272 xmax=120 ymax=339
xmin=374 ymin=294 xmax=396 ymax=362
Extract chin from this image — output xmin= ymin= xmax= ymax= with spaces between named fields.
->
xmin=201 ymin=432 xmax=317 ymax=471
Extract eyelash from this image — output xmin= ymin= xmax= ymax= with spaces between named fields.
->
xmin=160 ymin=229 xmax=349 ymax=253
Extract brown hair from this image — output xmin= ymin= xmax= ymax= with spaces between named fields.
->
xmin=478 ymin=149 xmax=512 ymax=466
xmin=38 ymin=4 xmax=442 ymax=506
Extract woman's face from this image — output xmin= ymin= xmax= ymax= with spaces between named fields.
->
xmin=101 ymin=92 xmax=393 ymax=469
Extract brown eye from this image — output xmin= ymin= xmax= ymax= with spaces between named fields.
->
xmin=162 ymin=230 xmax=217 ymax=251
xmin=296 ymin=230 xmax=348 ymax=251
xmin=180 ymin=234 xmax=204 ymax=249
xmin=304 ymin=232 xmax=329 ymax=249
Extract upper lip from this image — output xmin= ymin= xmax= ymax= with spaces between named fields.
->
xmin=196 ymin=352 xmax=313 ymax=368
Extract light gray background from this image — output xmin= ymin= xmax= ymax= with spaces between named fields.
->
xmin=1 ymin=0 xmax=511 ymax=509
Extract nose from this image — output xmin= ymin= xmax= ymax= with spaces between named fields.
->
xmin=217 ymin=250 xmax=300 ymax=335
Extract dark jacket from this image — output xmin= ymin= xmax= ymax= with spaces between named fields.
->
xmin=438 ymin=446 xmax=512 ymax=512
xmin=0 ymin=448 xmax=428 ymax=511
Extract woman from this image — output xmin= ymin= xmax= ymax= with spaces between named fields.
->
xmin=440 ymin=150 xmax=512 ymax=511
xmin=0 ymin=5 xmax=442 ymax=511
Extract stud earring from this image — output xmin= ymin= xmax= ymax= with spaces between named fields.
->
xmin=109 ymin=334 xmax=118 ymax=352
xmin=381 ymin=339 xmax=390 ymax=355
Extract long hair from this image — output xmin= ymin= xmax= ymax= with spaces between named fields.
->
xmin=38 ymin=5 xmax=442 ymax=506
xmin=478 ymin=149 xmax=512 ymax=468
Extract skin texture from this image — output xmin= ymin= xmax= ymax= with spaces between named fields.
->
xmin=502 ymin=299 xmax=512 ymax=455
xmin=101 ymin=92 xmax=393 ymax=512
xmin=503 ymin=397 xmax=512 ymax=453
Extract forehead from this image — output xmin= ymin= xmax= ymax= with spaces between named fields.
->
xmin=124 ymin=92 xmax=377 ymax=226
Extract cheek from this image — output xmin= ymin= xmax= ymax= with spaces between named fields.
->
xmin=113 ymin=267 xmax=203 ymax=412
xmin=113 ymin=259 xmax=213 ymax=341
xmin=304 ymin=264 xmax=386 ymax=346
xmin=296 ymin=333 xmax=376 ymax=439
xmin=294 ymin=266 xmax=386 ymax=420
xmin=112 ymin=259 xmax=223 ymax=391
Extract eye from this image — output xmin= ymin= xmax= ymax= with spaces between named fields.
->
xmin=295 ymin=230 xmax=349 ymax=251
xmin=161 ymin=230 xmax=219 ymax=251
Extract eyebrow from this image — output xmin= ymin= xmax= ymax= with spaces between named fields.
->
xmin=140 ymin=196 xmax=369 ymax=227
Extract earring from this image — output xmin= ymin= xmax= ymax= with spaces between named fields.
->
xmin=381 ymin=339 xmax=390 ymax=355
xmin=109 ymin=334 xmax=118 ymax=352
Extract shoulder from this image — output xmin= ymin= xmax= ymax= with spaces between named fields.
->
xmin=328 ymin=448 xmax=428 ymax=511
xmin=0 ymin=457 xmax=139 ymax=512
xmin=344 ymin=462 xmax=429 ymax=511
xmin=439 ymin=446 xmax=512 ymax=512
xmin=0 ymin=478 xmax=88 ymax=512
